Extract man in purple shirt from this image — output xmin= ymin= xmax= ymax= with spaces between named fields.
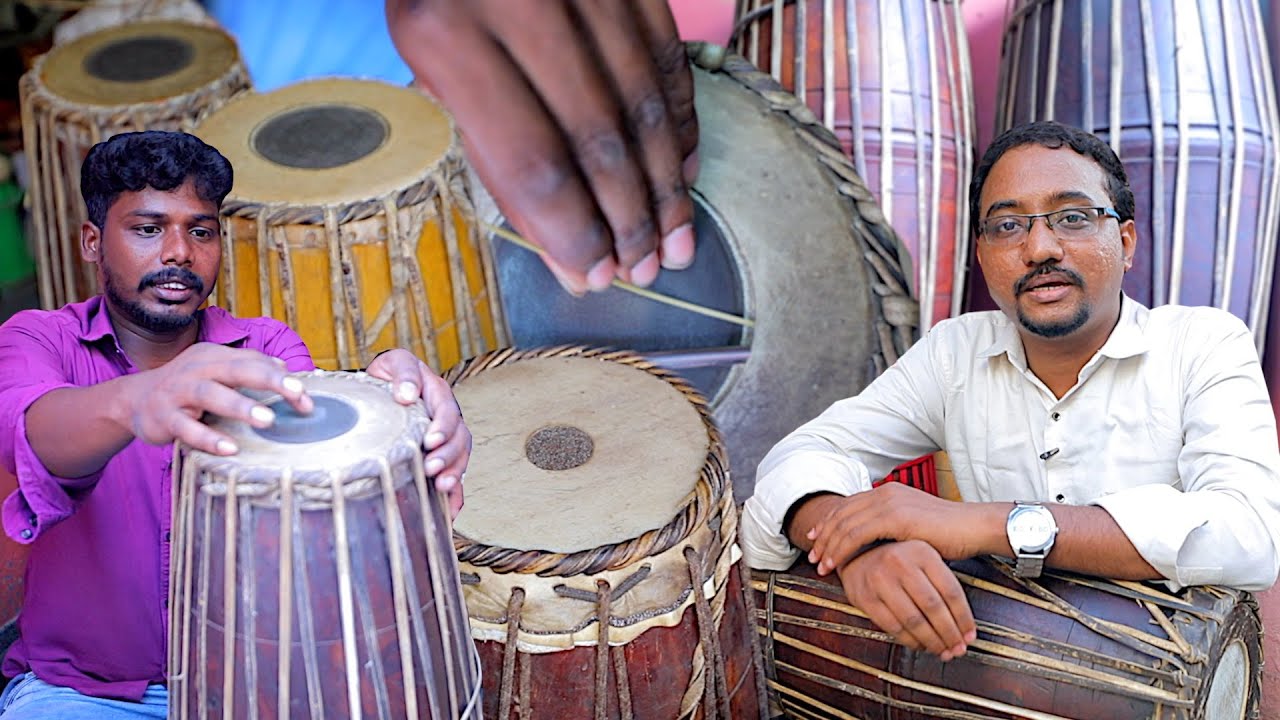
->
xmin=0 ymin=131 xmax=471 ymax=718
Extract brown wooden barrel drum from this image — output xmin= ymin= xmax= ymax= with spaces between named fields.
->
xmin=168 ymin=371 xmax=480 ymax=719
xmin=994 ymin=0 xmax=1280 ymax=349
xmin=755 ymin=558 xmax=1261 ymax=719
xmin=478 ymin=48 xmax=918 ymax=502
xmin=18 ymin=20 xmax=251 ymax=309
xmin=732 ymin=0 xmax=975 ymax=329
xmin=446 ymin=347 xmax=768 ymax=719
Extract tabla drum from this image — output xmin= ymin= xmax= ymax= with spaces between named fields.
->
xmin=168 ymin=371 xmax=480 ymax=719
xmin=995 ymin=0 xmax=1280 ymax=351
xmin=18 ymin=20 xmax=250 ymax=310
xmin=732 ymin=0 xmax=975 ymax=329
xmin=478 ymin=47 xmax=917 ymax=502
xmin=755 ymin=558 xmax=1261 ymax=719
xmin=446 ymin=346 xmax=768 ymax=719
xmin=194 ymin=78 xmax=504 ymax=372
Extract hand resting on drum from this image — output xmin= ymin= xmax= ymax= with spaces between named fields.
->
xmin=24 ymin=343 xmax=311 ymax=479
xmin=366 ymin=348 xmax=471 ymax=517
xmin=386 ymin=0 xmax=699 ymax=293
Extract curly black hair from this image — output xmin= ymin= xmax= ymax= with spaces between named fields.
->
xmin=969 ymin=121 xmax=1134 ymax=237
xmin=80 ymin=131 xmax=233 ymax=228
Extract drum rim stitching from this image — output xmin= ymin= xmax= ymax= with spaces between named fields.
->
xmin=447 ymin=346 xmax=727 ymax=578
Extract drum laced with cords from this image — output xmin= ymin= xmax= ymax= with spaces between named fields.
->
xmin=994 ymin=0 xmax=1280 ymax=351
xmin=731 ymin=0 xmax=976 ymax=329
xmin=446 ymin=346 xmax=768 ymax=719
xmin=475 ymin=45 xmax=919 ymax=501
xmin=19 ymin=19 xmax=250 ymax=309
xmin=194 ymin=78 xmax=504 ymax=372
xmin=168 ymin=370 xmax=481 ymax=719
xmin=754 ymin=557 xmax=1262 ymax=719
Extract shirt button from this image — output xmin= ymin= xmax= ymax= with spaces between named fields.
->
xmin=19 ymin=529 xmax=32 ymax=540
xmin=1055 ymin=494 xmax=1066 ymax=502
xmin=1051 ymin=412 xmax=1061 ymax=421
xmin=163 ymin=531 xmax=171 ymax=543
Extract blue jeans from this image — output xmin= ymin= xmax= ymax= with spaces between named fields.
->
xmin=0 ymin=672 xmax=167 ymax=719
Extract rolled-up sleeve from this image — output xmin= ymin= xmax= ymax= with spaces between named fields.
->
xmin=1094 ymin=316 xmax=1280 ymax=591
xmin=0 ymin=318 xmax=102 ymax=543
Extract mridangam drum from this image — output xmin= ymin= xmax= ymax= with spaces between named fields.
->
xmin=479 ymin=47 xmax=917 ymax=502
xmin=446 ymin=347 xmax=767 ymax=719
xmin=195 ymin=78 xmax=504 ymax=371
xmin=995 ymin=0 xmax=1280 ymax=351
xmin=732 ymin=0 xmax=975 ymax=329
xmin=756 ymin=558 xmax=1261 ymax=719
xmin=168 ymin=371 xmax=480 ymax=719
xmin=19 ymin=20 xmax=250 ymax=309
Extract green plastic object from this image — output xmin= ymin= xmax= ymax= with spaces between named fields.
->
xmin=0 ymin=179 xmax=33 ymax=287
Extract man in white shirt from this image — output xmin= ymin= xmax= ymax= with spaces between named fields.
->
xmin=740 ymin=121 xmax=1280 ymax=665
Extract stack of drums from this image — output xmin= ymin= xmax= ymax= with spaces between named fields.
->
xmin=447 ymin=347 xmax=766 ymax=719
xmin=194 ymin=78 xmax=504 ymax=371
xmin=733 ymin=0 xmax=976 ymax=328
xmin=19 ymin=20 xmax=250 ymax=309
xmin=169 ymin=371 xmax=481 ymax=719
xmin=996 ymin=0 xmax=1280 ymax=349
xmin=479 ymin=48 xmax=917 ymax=500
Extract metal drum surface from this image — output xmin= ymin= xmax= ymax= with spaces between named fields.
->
xmin=734 ymin=0 xmax=976 ymax=329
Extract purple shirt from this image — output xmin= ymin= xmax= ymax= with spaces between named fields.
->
xmin=0 ymin=296 xmax=314 ymax=701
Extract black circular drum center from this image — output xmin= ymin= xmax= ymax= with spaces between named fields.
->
xmin=253 ymin=395 xmax=358 ymax=444
xmin=252 ymin=105 xmax=388 ymax=170
xmin=83 ymin=35 xmax=194 ymax=83
xmin=525 ymin=425 xmax=594 ymax=471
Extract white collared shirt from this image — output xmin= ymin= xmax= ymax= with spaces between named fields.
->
xmin=741 ymin=296 xmax=1280 ymax=591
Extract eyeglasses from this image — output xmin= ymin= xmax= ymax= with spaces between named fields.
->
xmin=979 ymin=207 xmax=1121 ymax=246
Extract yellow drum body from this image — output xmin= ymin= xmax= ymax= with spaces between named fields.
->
xmin=196 ymin=79 xmax=503 ymax=371
xmin=19 ymin=20 xmax=250 ymax=309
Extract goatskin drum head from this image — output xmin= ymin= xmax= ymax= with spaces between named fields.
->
xmin=41 ymin=20 xmax=240 ymax=106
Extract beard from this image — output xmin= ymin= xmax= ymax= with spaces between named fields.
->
xmin=101 ymin=262 xmax=204 ymax=334
xmin=1016 ymin=302 xmax=1090 ymax=338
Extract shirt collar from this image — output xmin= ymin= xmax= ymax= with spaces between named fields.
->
xmin=976 ymin=294 xmax=1150 ymax=366
xmin=77 ymin=296 xmax=251 ymax=347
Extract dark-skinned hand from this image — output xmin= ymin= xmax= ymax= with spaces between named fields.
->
xmin=386 ymin=0 xmax=699 ymax=294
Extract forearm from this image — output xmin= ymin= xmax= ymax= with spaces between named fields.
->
xmin=964 ymin=503 xmax=1161 ymax=580
xmin=25 ymin=377 xmax=137 ymax=479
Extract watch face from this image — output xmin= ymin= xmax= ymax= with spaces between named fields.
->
xmin=1009 ymin=507 xmax=1056 ymax=549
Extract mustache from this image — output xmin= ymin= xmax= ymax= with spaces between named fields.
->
xmin=1014 ymin=264 xmax=1085 ymax=295
xmin=138 ymin=267 xmax=205 ymax=294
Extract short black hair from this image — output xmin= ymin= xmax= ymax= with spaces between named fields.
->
xmin=969 ymin=121 xmax=1134 ymax=236
xmin=80 ymin=131 xmax=233 ymax=228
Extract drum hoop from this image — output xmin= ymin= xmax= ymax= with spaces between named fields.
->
xmin=178 ymin=371 xmax=431 ymax=495
xmin=30 ymin=20 xmax=244 ymax=109
xmin=445 ymin=346 xmax=728 ymax=577
xmin=218 ymin=149 xmax=471 ymax=227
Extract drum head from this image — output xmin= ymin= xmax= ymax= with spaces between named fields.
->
xmin=40 ymin=21 xmax=239 ymax=106
xmin=192 ymin=371 xmax=422 ymax=481
xmin=451 ymin=354 xmax=710 ymax=554
xmin=481 ymin=56 xmax=915 ymax=499
xmin=196 ymin=78 xmax=453 ymax=206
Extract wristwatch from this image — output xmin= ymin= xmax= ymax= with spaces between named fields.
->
xmin=1006 ymin=502 xmax=1058 ymax=578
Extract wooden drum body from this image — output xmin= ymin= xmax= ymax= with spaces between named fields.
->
xmin=19 ymin=20 xmax=250 ymax=309
xmin=195 ymin=79 xmax=503 ymax=371
xmin=756 ymin=558 xmax=1261 ymax=719
xmin=169 ymin=371 xmax=480 ymax=719
xmin=480 ymin=50 xmax=917 ymax=501
xmin=733 ymin=0 xmax=975 ymax=328
xmin=447 ymin=347 xmax=767 ymax=719
xmin=997 ymin=0 xmax=1280 ymax=349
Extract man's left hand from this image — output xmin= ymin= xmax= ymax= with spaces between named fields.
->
xmin=366 ymin=349 xmax=470 ymax=518
xmin=807 ymin=482 xmax=991 ymax=576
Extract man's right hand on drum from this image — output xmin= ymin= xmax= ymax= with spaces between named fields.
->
xmin=385 ymin=0 xmax=699 ymax=294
